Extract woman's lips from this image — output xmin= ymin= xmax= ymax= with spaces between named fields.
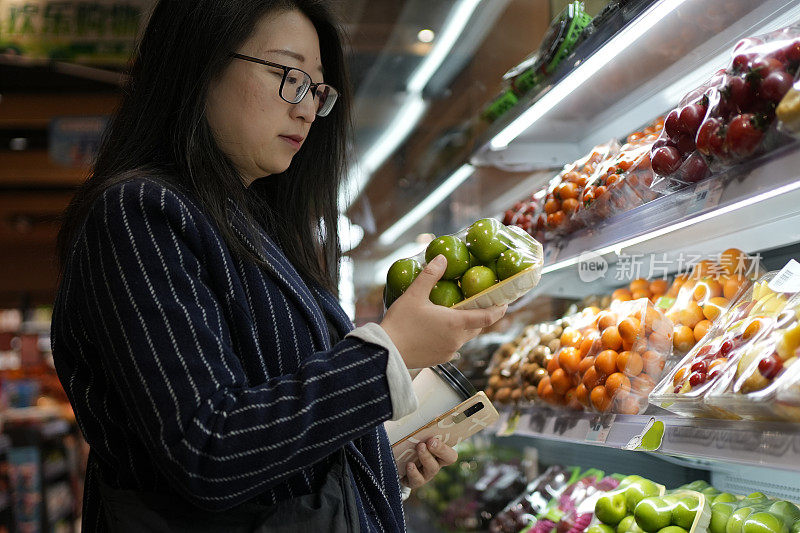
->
xmin=279 ymin=135 xmax=302 ymax=150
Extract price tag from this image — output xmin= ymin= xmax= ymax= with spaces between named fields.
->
xmin=768 ymin=259 xmax=800 ymax=293
xmin=585 ymin=414 xmax=615 ymax=444
xmin=687 ymin=180 xmax=723 ymax=215
xmin=498 ymin=410 xmax=521 ymax=436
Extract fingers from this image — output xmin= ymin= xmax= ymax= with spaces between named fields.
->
xmin=416 ymin=442 xmax=440 ymax=480
xmin=404 ymin=255 xmax=447 ymax=299
xmin=457 ymin=304 xmax=508 ymax=330
xmin=405 ymin=462 xmax=426 ymax=489
xmin=426 ymin=438 xmax=458 ymax=466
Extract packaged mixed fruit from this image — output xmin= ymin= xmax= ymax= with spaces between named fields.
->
xmin=540 ymin=298 xmax=672 ymax=415
xmin=650 ymin=270 xmax=800 ymax=418
xmin=383 ymin=218 xmax=544 ymax=311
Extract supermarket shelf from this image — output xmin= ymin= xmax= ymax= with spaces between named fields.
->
xmin=496 ymin=407 xmax=800 ymax=472
xmin=472 ymin=0 xmax=800 ymax=170
xmin=512 ymin=142 xmax=800 ymax=303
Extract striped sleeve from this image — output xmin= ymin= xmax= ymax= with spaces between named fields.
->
xmin=76 ymin=180 xmax=395 ymax=510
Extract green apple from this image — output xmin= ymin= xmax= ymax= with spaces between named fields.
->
xmin=460 ymin=266 xmax=497 ymax=298
xmin=743 ymin=512 xmax=790 ymax=533
xmin=626 ymin=479 xmax=662 ymax=512
xmin=429 ymin=280 xmax=463 ymax=307
xmin=496 ymin=248 xmax=536 ymax=280
xmin=673 ymin=496 xmax=701 ymax=530
xmin=425 ymin=236 xmax=470 ymax=280
xmin=683 ymin=480 xmax=711 ymax=492
xmin=791 ymin=519 xmax=800 ymax=533
xmin=620 ymin=476 xmax=645 ymax=489
xmin=597 ymin=491 xmax=629 ymax=525
xmin=589 ymin=525 xmax=617 ymax=533
xmin=484 ymin=259 xmax=498 ymax=279
xmin=657 ymin=527 xmax=688 ymax=533
xmin=618 ymin=515 xmax=638 ymax=533
xmin=468 ymin=252 xmax=480 ymax=269
xmin=728 ymin=507 xmax=755 ymax=533
xmin=769 ymin=502 xmax=800 ymax=525
xmin=386 ymin=258 xmax=421 ymax=300
xmin=465 ymin=218 xmax=508 ymax=263
xmin=714 ymin=494 xmax=739 ymax=505
xmin=635 ymin=497 xmax=673 ymax=532
xmin=712 ymin=503 xmax=736 ymax=533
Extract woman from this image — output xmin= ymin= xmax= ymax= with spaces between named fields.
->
xmin=52 ymin=0 xmax=506 ymax=531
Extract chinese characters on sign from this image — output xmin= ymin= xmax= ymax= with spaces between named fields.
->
xmin=580 ymin=251 xmax=762 ymax=283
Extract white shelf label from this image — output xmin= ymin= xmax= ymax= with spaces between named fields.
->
xmin=586 ymin=414 xmax=615 ymax=444
xmin=687 ymin=180 xmax=723 ymax=215
xmin=769 ymin=259 xmax=800 ymax=293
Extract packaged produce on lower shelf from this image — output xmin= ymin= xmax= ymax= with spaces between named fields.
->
xmin=383 ymin=218 xmax=543 ymax=311
xmin=708 ymin=491 xmax=800 ymax=533
xmin=541 ymin=298 xmax=672 ymax=415
xmin=650 ymin=270 xmax=800 ymax=418
xmin=547 ymin=471 xmax=621 ymax=533
xmin=591 ymin=475 xmax=665 ymax=531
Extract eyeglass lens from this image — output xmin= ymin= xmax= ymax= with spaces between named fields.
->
xmin=281 ymin=68 xmax=338 ymax=117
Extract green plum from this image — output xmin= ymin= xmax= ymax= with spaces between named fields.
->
xmin=461 ymin=266 xmax=497 ymax=298
xmin=618 ymin=515 xmax=638 ymax=533
xmin=683 ymin=480 xmax=711 ymax=492
xmin=635 ymin=497 xmax=673 ymax=532
xmin=589 ymin=525 xmax=617 ymax=533
xmin=384 ymin=284 xmax=398 ymax=309
xmin=672 ymin=496 xmax=701 ymax=530
xmin=620 ymin=476 xmax=645 ymax=489
xmin=597 ymin=491 xmax=629 ymax=525
xmin=429 ymin=280 xmax=463 ymax=307
xmin=743 ymin=512 xmax=790 ymax=533
xmin=728 ymin=508 xmax=756 ymax=533
xmin=626 ymin=479 xmax=662 ymax=513
xmin=496 ymin=248 xmax=536 ymax=280
xmin=657 ymin=527 xmax=688 ymax=533
xmin=465 ymin=218 xmax=508 ymax=262
xmin=468 ymin=252 xmax=480 ymax=269
xmin=712 ymin=503 xmax=736 ymax=533
xmin=425 ymin=236 xmax=470 ymax=280
xmin=714 ymin=494 xmax=739 ymax=505
xmin=386 ymin=258 xmax=421 ymax=301
xmin=484 ymin=259 xmax=498 ymax=279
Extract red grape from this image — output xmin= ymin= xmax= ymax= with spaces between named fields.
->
xmin=696 ymin=118 xmax=726 ymax=157
xmin=726 ymin=114 xmax=764 ymax=158
xmin=683 ymin=153 xmax=710 ymax=183
xmin=720 ymin=339 xmax=734 ymax=356
xmin=698 ymin=345 xmax=712 ymax=357
xmin=679 ymin=104 xmax=706 ymax=135
xmin=651 ymin=146 xmax=682 ymax=175
xmin=724 ymin=75 xmax=756 ymax=112
xmin=757 ymin=354 xmax=783 ymax=380
xmin=749 ymin=57 xmax=785 ymax=79
xmin=689 ymin=372 xmax=706 ymax=387
xmin=674 ymin=385 xmax=683 ymax=394
xmin=708 ymin=369 xmax=721 ymax=381
xmin=691 ymin=360 xmax=708 ymax=373
xmin=761 ymin=70 xmax=793 ymax=103
xmin=785 ymin=40 xmax=800 ymax=63
xmin=664 ymin=109 xmax=682 ymax=141
xmin=676 ymin=134 xmax=696 ymax=155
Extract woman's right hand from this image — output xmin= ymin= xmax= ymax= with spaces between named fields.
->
xmin=380 ymin=255 xmax=507 ymax=369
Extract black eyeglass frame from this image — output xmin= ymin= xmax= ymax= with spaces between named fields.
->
xmin=230 ymin=53 xmax=338 ymax=116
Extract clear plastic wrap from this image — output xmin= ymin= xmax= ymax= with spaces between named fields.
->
xmin=591 ymin=475 xmax=666 ymax=531
xmin=383 ymin=218 xmax=544 ymax=311
xmin=631 ymin=490 xmax=712 ymax=533
xmin=650 ymin=271 xmax=799 ymax=418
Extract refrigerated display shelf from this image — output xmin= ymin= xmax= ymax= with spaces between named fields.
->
xmin=496 ymin=407 xmax=800 ymax=472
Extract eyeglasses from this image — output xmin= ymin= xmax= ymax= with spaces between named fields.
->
xmin=230 ymin=53 xmax=339 ymax=117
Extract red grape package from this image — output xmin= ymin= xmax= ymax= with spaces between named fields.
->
xmin=652 ymin=25 xmax=800 ymax=188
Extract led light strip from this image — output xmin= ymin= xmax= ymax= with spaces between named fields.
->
xmin=540 ymin=179 xmax=800 ymax=275
xmin=378 ymin=164 xmax=475 ymax=245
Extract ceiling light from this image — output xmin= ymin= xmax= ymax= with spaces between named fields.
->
xmin=489 ymin=0 xmax=690 ymax=151
xmin=378 ymin=164 xmax=475 ymax=246
xmin=417 ymin=29 xmax=435 ymax=43
xmin=338 ymin=214 xmax=365 ymax=253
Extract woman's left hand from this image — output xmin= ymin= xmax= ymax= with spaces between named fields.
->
xmin=402 ymin=438 xmax=458 ymax=490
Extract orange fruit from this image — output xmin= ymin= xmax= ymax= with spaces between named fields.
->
xmin=616 ymin=396 xmax=641 ymax=415
xmin=578 ymin=355 xmax=596 ymax=374
xmin=618 ymin=317 xmax=642 ymax=344
xmin=648 ymin=332 xmax=671 ymax=353
xmin=668 ymin=274 xmax=689 ymax=297
xmin=597 ymin=311 xmax=618 ymax=331
xmin=742 ymin=318 xmax=763 ymax=340
xmin=575 ymin=383 xmax=590 ymax=406
xmin=582 ymin=366 xmax=603 ymax=389
xmin=693 ymin=278 xmax=723 ymax=302
xmin=694 ymin=320 xmax=712 ymax=342
xmin=541 ymin=382 xmax=555 ymax=402
xmin=724 ymin=275 xmax=747 ymax=300
xmin=642 ymin=351 xmax=665 ymax=377
xmin=691 ymin=260 xmax=715 ymax=279
xmin=673 ymin=365 xmax=690 ymax=387
xmin=547 ymin=355 xmax=562 ymax=373
xmin=551 ymin=368 xmax=570 ymax=395
xmin=680 ymin=302 xmax=705 ymax=329
xmin=617 ymin=351 xmax=643 ymax=376
xmin=590 ymin=385 xmax=612 ymax=412
xmin=579 ymin=332 xmax=600 ymax=358
xmin=649 ymin=279 xmax=669 ymax=296
xmin=601 ymin=326 xmax=623 ymax=351
xmin=631 ymin=289 xmax=650 ymax=301
xmin=595 ymin=350 xmax=619 ymax=376
xmin=606 ymin=372 xmax=631 ymax=399
xmin=673 ymin=325 xmax=695 ymax=352
xmin=708 ymin=358 xmax=728 ymax=372
xmin=632 ymin=374 xmax=656 ymax=394
xmin=561 ymin=327 xmax=583 ymax=348
xmin=719 ymin=248 xmax=747 ymax=276
xmin=612 ymin=288 xmax=633 ymax=302
xmin=703 ymin=297 xmax=729 ymax=322
xmin=630 ymin=278 xmax=650 ymax=293
xmin=537 ymin=375 xmax=551 ymax=397
xmin=558 ymin=347 xmax=582 ymax=374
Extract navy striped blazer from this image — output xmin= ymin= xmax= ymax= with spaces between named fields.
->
xmin=51 ymin=178 xmax=406 ymax=532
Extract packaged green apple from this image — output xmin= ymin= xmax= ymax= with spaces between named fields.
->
xmin=630 ymin=489 xmax=711 ymax=533
xmin=591 ymin=475 xmax=666 ymax=532
xmin=649 ymin=271 xmax=800 ymax=418
xmin=383 ymin=218 xmax=544 ymax=311
xmin=709 ymin=492 xmax=800 ymax=533
xmin=704 ymin=264 xmax=800 ymax=420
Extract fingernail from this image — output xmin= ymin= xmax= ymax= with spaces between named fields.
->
xmin=417 ymin=442 xmax=426 ymax=452
xmin=407 ymin=463 xmax=416 ymax=472
xmin=429 ymin=438 xmax=439 ymax=449
xmin=431 ymin=255 xmax=446 ymax=267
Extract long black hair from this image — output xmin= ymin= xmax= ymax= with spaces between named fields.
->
xmin=57 ymin=0 xmax=351 ymax=292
